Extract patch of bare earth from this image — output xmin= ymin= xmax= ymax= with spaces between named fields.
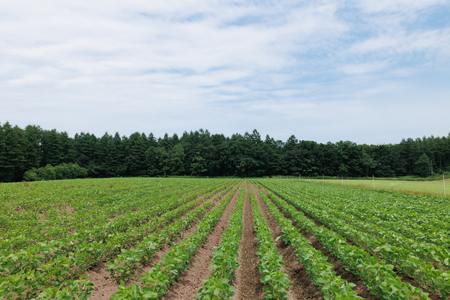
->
xmin=87 ymin=185 xmax=236 ymax=300
xmin=259 ymin=185 xmax=377 ymax=300
xmin=251 ymin=183 xmax=321 ymax=300
xmin=161 ymin=183 xmax=243 ymax=299
xmin=232 ymin=182 xmax=265 ymax=300
xmin=65 ymin=205 xmax=73 ymax=215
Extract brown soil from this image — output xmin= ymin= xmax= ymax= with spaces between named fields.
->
xmin=251 ymin=183 xmax=322 ymax=300
xmin=161 ymin=183 xmax=243 ymax=299
xmin=232 ymin=182 xmax=265 ymax=300
xmin=87 ymin=186 xmax=235 ymax=300
xmin=259 ymin=185 xmax=377 ymax=300
xmin=65 ymin=205 xmax=73 ymax=215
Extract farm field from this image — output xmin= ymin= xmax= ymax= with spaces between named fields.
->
xmin=1 ymin=178 xmax=450 ymax=299
xmin=307 ymin=177 xmax=449 ymax=197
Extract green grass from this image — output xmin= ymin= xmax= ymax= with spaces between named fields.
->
xmin=308 ymin=178 xmax=449 ymax=197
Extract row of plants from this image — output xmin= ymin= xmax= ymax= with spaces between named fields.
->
xmin=36 ymin=182 xmax=239 ymax=299
xmin=1 ymin=179 xmax=193 ymax=250
xmin=253 ymin=183 xmax=362 ymax=300
xmin=0 ymin=181 xmax=232 ymax=299
xmin=275 ymin=181 xmax=450 ymax=270
xmin=105 ymin=183 xmax=236 ymax=283
xmin=267 ymin=184 xmax=450 ymax=298
xmin=307 ymin=183 xmax=450 ymax=245
xmin=259 ymin=182 xmax=431 ymax=300
xmin=249 ymin=185 xmax=290 ymax=299
xmin=196 ymin=182 xmax=246 ymax=299
xmin=0 ymin=180 xmax=222 ymax=277
xmin=110 ymin=183 xmax=242 ymax=299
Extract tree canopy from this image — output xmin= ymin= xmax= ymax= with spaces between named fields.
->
xmin=0 ymin=121 xmax=448 ymax=182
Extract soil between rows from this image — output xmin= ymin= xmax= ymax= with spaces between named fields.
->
xmin=86 ymin=184 xmax=237 ymax=300
xmin=161 ymin=181 xmax=244 ymax=299
xmin=251 ymin=183 xmax=322 ymax=300
xmin=231 ymin=182 xmax=265 ymax=300
xmin=258 ymin=184 xmax=377 ymax=300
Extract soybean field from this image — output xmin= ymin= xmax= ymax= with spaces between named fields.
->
xmin=0 ymin=178 xmax=449 ymax=299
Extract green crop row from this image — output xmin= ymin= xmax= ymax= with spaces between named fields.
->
xmin=0 ymin=181 xmax=231 ymax=299
xmin=282 ymin=181 xmax=450 ymax=247
xmin=0 ymin=182 xmax=212 ymax=277
xmin=250 ymin=186 xmax=290 ymax=299
xmin=1 ymin=179 xmax=185 ymax=250
xmin=110 ymin=183 xmax=241 ymax=299
xmin=254 ymin=184 xmax=361 ymax=300
xmin=196 ymin=182 xmax=245 ymax=299
xmin=259 ymin=182 xmax=431 ymax=300
xmin=294 ymin=188 xmax=450 ymax=270
xmin=106 ymin=183 xmax=236 ymax=283
xmin=266 ymin=184 xmax=450 ymax=298
xmin=292 ymin=182 xmax=450 ymax=249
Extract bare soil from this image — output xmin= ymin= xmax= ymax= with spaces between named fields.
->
xmin=161 ymin=182 xmax=243 ymax=299
xmin=232 ymin=182 xmax=265 ymax=300
xmin=251 ymin=183 xmax=322 ymax=300
xmin=87 ymin=186 xmax=235 ymax=300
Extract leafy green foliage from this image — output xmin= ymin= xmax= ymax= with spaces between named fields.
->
xmin=109 ymin=183 xmax=241 ymax=299
xmin=3 ymin=120 xmax=450 ymax=182
xmin=264 ymin=180 xmax=450 ymax=298
xmin=250 ymin=187 xmax=290 ymax=299
xmin=253 ymin=184 xmax=362 ymax=300
xmin=23 ymin=163 xmax=87 ymax=181
xmin=259 ymin=180 xmax=432 ymax=300
xmin=0 ymin=179 xmax=234 ymax=299
xmin=196 ymin=183 xmax=245 ymax=299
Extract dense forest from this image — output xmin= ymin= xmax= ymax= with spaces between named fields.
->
xmin=0 ymin=121 xmax=449 ymax=182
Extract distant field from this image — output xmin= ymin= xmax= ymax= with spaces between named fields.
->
xmin=308 ymin=177 xmax=449 ymax=197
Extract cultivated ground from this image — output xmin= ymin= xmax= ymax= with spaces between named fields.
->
xmin=1 ymin=178 xmax=449 ymax=299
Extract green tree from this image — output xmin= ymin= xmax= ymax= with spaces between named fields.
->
xmin=23 ymin=125 xmax=43 ymax=172
xmin=414 ymin=153 xmax=431 ymax=177
xmin=41 ymin=129 xmax=63 ymax=166
xmin=145 ymin=146 xmax=170 ymax=176
xmin=191 ymin=156 xmax=208 ymax=176
xmin=170 ymin=144 xmax=185 ymax=175
xmin=0 ymin=122 xmax=26 ymax=181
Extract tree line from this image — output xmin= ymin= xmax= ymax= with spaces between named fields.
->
xmin=1 ymin=121 xmax=449 ymax=182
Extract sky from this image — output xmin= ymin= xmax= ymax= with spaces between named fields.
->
xmin=1 ymin=0 xmax=450 ymax=145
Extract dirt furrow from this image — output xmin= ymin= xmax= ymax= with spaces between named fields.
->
xmin=259 ymin=185 xmax=377 ymax=300
xmin=87 ymin=185 xmax=236 ymax=300
xmin=251 ymin=183 xmax=320 ymax=300
xmin=161 ymin=182 xmax=243 ymax=299
xmin=232 ymin=182 xmax=265 ymax=300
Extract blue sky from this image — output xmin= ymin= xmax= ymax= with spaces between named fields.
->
xmin=1 ymin=0 xmax=449 ymax=144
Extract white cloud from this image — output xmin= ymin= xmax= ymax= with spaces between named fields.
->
xmin=0 ymin=0 xmax=449 ymax=144
xmin=354 ymin=0 xmax=448 ymax=13
xmin=341 ymin=61 xmax=389 ymax=75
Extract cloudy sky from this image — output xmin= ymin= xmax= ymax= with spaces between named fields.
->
xmin=1 ymin=0 xmax=449 ymax=144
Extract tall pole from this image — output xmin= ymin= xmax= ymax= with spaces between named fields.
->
xmin=373 ymin=174 xmax=375 ymax=189
xmin=444 ymin=174 xmax=446 ymax=197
